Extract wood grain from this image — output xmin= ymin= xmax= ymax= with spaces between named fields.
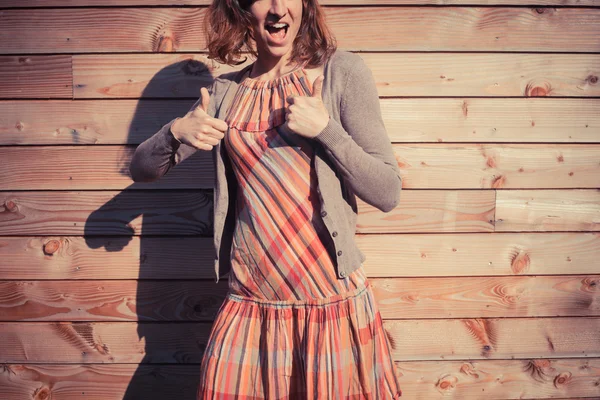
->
xmin=1 ymin=359 xmax=598 ymax=399
xmin=68 ymin=53 xmax=600 ymax=98
xmin=1 ymin=318 xmax=599 ymax=362
xmin=2 ymin=8 xmax=599 ymax=53
xmin=0 ymin=55 xmax=72 ymax=98
xmin=1 ymin=233 xmax=597 ymax=280
xmin=0 ymin=146 xmax=212 ymax=189
xmin=496 ymin=190 xmax=600 ymax=232
xmin=1 ymin=2 xmax=599 ymax=397
xmin=0 ymin=236 xmax=216 ymax=280
xmin=1 ymin=144 xmax=599 ymax=190
xmin=1 ymin=53 xmax=597 ymax=99
xmin=72 ymin=54 xmax=246 ymax=98
xmin=1 ymin=275 xmax=598 ymax=321
xmin=0 ymin=191 xmax=214 ymax=236
xmin=2 ymin=98 xmax=600 ymax=145
xmin=1 ymin=190 xmax=598 ymax=234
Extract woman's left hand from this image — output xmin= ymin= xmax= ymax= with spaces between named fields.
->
xmin=283 ymin=75 xmax=329 ymax=138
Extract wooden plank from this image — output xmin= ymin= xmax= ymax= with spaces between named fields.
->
xmin=0 ymin=233 xmax=598 ymax=280
xmin=2 ymin=98 xmax=600 ymax=145
xmin=496 ymin=190 xmax=600 ymax=232
xmin=356 ymin=232 xmax=600 ymax=277
xmin=0 ymin=190 xmax=493 ymax=236
xmin=1 ymin=359 xmax=599 ymax=400
xmin=1 ymin=275 xmax=598 ymax=321
xmin=0 ymin=146 xmax=213 ymax=189
xmin=1 ymin=53 xmax=596 ymax=100
xmin=357 ymin=189 xmax=600 ymax=233
xmin=2 ymin=190 xmax=597 ymax=235
xmin=0 ymin=99 xmax=192 ymax=145
xmin=72 ymin=54 xmax=247 ymax=98
xmin=357 ymin=189 xmax=496 ymax=233
xmin=378 ymin=98 xmax=600 ymax=143
xmin=1 ymin=144 xmax=599 ymax=190
xmin=394 ymin=358 xmax=600 ymax=399
xmin=1 ymin=0 xmax=598 ymax=6
xmin=361 ymin=53 xmax=600 ymax=98
xmin=394 ymin=144 xmax=600 ymax=189
xmin=370 ymin=275 xmax=600 ymax=319
xmin=69 ymin=53 xmax=600 ymax=98
xmin=2 ymin=8 xmax=599 ymax=53
xmin=0 ymin=55 xmax=72 ymax=98
xmin=2 ymin=318 xmax=599 ymax=363
xmin=0 ymin=236 xmax=216 ymax=280
xmin=0 ymin=191 xmax=214 ymax=236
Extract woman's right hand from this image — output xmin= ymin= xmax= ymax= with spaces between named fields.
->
xmin=170 ymin=87 xmax=229 ymax=151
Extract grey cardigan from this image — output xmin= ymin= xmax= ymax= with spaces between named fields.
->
xmin=129 ymin=50 xmax=402 ymax=283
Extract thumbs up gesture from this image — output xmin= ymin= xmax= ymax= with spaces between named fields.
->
xmin=283 ymin=75 xmax=329 ymax=138
xmin=170 ymin=87 xmax=229 ymax=151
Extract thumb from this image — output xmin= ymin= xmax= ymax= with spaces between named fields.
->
xmin=311 ymin=75 xmax=324 ymax=99
xmin=196 ymin=87 xmax=210 ymax=113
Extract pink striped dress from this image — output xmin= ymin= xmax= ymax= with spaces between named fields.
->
xmin=197 ymin=67 xmax=402 ymax=399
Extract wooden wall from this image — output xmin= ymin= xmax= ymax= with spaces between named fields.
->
xmin=1 ymin=1 xmax=599 ymax=399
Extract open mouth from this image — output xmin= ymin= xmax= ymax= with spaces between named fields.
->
xmin=265 ymin=22 xmax=289 ymax=40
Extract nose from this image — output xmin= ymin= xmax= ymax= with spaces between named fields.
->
xmin=269 ymin=0 xmax=287 ymax=18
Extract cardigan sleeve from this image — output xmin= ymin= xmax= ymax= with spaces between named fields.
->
xmin=313 ymin=56 xmax=402 ymax=213
xmin=129 ymin=79 xmax=220 ymax=183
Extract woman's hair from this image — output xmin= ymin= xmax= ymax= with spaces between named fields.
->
xmin=204 ymin=0 xmax=336 ymax=68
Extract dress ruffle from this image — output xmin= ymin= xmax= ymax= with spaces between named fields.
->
xmin=198 ymin=281 xmax=402 ymax=399
xmin=225 ymin=68 xmax=312 ymax=132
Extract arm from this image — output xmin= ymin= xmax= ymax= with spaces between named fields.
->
xmin=129 ymin=80 xmax=220 ymax=183
xmin=313 ymin=57 xmax=402 ymax=213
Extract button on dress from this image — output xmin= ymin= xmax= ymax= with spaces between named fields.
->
xmin=197 ymin=68 xmax=402 ymax=399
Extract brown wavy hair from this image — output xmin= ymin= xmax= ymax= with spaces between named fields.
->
xmin=204 ymin=0 xmax=336 ymax=68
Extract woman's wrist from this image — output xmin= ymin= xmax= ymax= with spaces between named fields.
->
xmin=170 ymin=117 xmax=183 ymax=143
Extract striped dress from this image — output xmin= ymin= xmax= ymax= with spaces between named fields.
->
xmin=198 ymin=67 xmax=403 ymax=399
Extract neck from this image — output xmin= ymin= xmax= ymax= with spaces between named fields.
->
xmin=249 ymin=51 xmax=300 ymax=81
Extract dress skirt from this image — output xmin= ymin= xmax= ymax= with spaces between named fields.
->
xmin=197 ymin=68 xmax=402 ymax=399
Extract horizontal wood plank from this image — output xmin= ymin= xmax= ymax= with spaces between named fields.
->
xmin=2 ymin=318 xmax=599 ymax=363
xmin=2 ymin=98 xmax=600 ymax=145
xmin=69 ymin=53 xmax=600 ymax=98
xmin=0 ymin=190 xmax=214 ymax=236
xmin=1 ymin=275 xmax=598 ymax=321
xmin=357 ymin=189 xmax=600 ymax=233
xmin=496 ymin=190 xmax=600 ymax=232
xmin=0 ymin=236 xmax=216 ymax=279
xmin=2 ymin=53 xmax=598 ymax=99
xmin=2 ymin=144 xmax=599 ymax=190
xmin=2 ymin=190 xmax=597 ymax=235
xmin=0 ymin=146 xmax=212 ymax=189
xmin=1 ymin=233 xmax=597 ymax=280
xmin=1 ymin=8 xmax=599 ymax=53
xmin=72 ymin=54 xmax=245 ymax=98
xmin=0 ymin=55 xmax=72 ymax=98
xmin=1 ymin=358 xmax=599 ymax=400
xmin=0 ymin=190 xmax=492 ymax=236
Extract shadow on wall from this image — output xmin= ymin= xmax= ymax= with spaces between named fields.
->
xmin=83 ymin=59 xmax=223 ymax=399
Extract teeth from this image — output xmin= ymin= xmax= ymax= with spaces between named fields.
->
xmin=268 ymin=23 xmax=288 ymax=28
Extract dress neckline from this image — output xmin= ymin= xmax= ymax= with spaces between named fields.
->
xmin=240 ymin=65 xmax=309 ymax=89
xmin=225 ymin=65 xmax=313 ymax=132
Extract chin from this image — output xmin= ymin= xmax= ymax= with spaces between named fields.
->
xmin=259 ymin=43 xmax=294 ymax=60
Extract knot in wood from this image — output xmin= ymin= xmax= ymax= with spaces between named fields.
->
xmin=43 ymin=239 xmax=61 ymax=255
xmin=4 ymin=200 xmax=17 ymax=212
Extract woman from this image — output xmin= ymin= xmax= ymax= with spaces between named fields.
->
xmin=130 ymin=0 xmax=403 ymax=397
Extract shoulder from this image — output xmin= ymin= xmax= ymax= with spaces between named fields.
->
xmin=325 ymin=50 xmax=374 ymax=99
xmin=327 ymin=50 xmax=368 ymax=76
